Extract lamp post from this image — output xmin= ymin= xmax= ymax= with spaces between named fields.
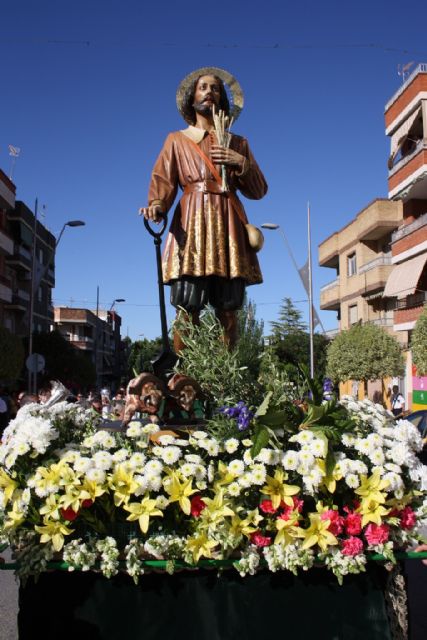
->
xmin=109 ymin=298 xmax=126 ymax=312
xmin=261 ymin=216 xmax=323 ymax=379
xmin=27 ymin=215 xmax=86 ymax=392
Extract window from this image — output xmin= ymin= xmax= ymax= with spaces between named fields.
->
xmin=349 ymin=304 xmax=358 ymax=326
xmin=37 ymin=287 xmax=42 ymax=303
xmin=347 ymin=253 xmax=357 ymax=277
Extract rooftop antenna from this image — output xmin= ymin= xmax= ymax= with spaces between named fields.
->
xmin=397 ymin=61 xmax=414 ymax=84
xmin=8 ymin=145 xmax=20 ymax=181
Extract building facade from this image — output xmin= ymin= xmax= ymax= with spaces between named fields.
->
xmin=384 ymin=63 xmax=427 ymax=410
xmin=0 ymin=170 xmax=56 ymax=339
xmin=54 ymin=306 xmax=125 ymax=388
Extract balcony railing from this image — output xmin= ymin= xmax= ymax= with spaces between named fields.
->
xmin=359 ymin=253 xmax=392 ymax=274
xmin=395 ymin=290 xmax=427 ymax=310
xmin=369 ymin=317 xmax=394 ymax=327
xmin=320 ymin=278 xmax=339 ymax=293
xmin=385 ymin=63 xmax=427 ymax=111
xmin=392 ymin=212 xmax=427 ymax=243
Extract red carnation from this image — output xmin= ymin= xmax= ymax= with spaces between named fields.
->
xmin=82 ymin=499 xmax=93 ymax=509
xmin=364 ymin=523 xmax=390 ymax=546
xmin=342 ymin=536 xmax=364 ymax=556
xmin=250 ymin=531 xmax=272 ymax=547
xmin=344 ymin=511 xmax=362 ymax=536
xmin=190 ymin=495 xmax=206 ymax=517
xmin=400 ymin=506 xmax=416 ymax=530
xmin=320 ymin=509 xmax=345 ymax=536
xmin=260 ymin=499 xmax=277 ymax=514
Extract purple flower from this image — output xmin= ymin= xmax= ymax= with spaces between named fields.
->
xmin=219 ymin=402 xmax=254 ymax=431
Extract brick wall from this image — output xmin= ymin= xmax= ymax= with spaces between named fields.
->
xmin=394 ymin=305 xmax=425 ymax=324
xmin=392 ymin=225 xmax=427 ymax=255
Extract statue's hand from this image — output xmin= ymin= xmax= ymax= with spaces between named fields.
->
xmin=139 ymin=204 xmax=164 ymax=223
xmin=211 ymin=145 xmax=245 ymax=170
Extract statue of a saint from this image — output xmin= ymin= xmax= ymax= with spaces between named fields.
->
xmin=141 ymin=67 xmax=267 ymax=350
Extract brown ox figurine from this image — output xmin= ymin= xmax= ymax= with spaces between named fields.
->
xmin=167 ymin=373 xmax=203 ymax=414
xmin=122 ymin=373 xmax=165 ymax=426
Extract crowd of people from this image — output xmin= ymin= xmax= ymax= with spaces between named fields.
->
xmin=0 ymin=384 xmax=127 ymax=437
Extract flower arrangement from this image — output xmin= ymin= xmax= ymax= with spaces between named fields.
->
xmin=0 ymin=390 xmax=426 ymax=585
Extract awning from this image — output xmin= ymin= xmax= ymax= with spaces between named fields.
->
xmin=383 ymin=252 xmax=427 ymax=299
xmin=388 ymin=105 xmax=422 ymax=167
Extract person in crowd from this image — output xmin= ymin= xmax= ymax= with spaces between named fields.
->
xmin=38 ymin=386 xmax=52 ymax=405
xmin=390 ymin=384 xmax=405 ymax=417
xmin=91 ymin=394 xmax=103 ymax=415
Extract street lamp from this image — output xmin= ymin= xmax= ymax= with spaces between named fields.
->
xmin=56 ymin=220 xmax=86 ymax=247
xmin=109 ymin=298 xmax=126 ymax=312
xmin=27 ymin=210 xmax=86 ymax=392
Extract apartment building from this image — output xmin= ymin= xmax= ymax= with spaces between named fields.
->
xmin=0 ymin=170 xmax=56 ymax=337
xmin=0 ymin=169 xmax=16 ymax=328
xmin=384 ymin=63 xmax=427 ymax=410
xmin=54 ymin=307 xmax=124 ymax=387
xmin=319 ymin=199 xmax=402 ymax=332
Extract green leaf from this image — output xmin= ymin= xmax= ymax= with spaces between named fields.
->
xmin=250 ymin=425 xmax=271 ymax=459
xmin=255 ymin=391 xmax=273 ymax=417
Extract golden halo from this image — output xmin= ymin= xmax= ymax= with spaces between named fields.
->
xmin=176 ymin=67 xmax=244 ymax=123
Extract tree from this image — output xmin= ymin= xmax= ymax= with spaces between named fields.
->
xmin=270 ymin=297 xmax=307 ymax=341
xmin=127 ymin=337 xmax=163 ymax=377
xmin=0 ymin=326 xmax=25 ymax=382
xmin=326 ymin=323 xmax=404 ymax=394
xmin=269 ymin=298 xmax=328 ymax=379
xmin=411 ymin=306 xmax=427 ymax=375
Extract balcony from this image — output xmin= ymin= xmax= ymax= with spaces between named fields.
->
xmin=392 ymin=212 xmax=427 ymax=243
xmin=5 ymin=289 xmax=30 ymax=311
xmin=395 ymin=290 xmax=427 ymax=310
xmin=319 ymin=232 xmax=339 ymax=268
xmin=6 ymin=245 xmax=32 ymax=271
xmin=356 ymin=202 xmax=402 ymax=241
xmin=359 ymin=254 xmax=392 ymax=273
xmin=388 ymin=144 xmax=427 ymax=201
xmin=320 ymin=278 xmax=340 ymax=310
xmin=0 ymin=228 xmax=13 ymax=255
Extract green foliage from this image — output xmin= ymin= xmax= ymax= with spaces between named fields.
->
xmin=0 ymin=326 xmax=24 ymax=382
xmin=235 ymin=297 xmax=264 ymax=379
xmin=412 ymin=306 xmax=427 ymax=376
xmin=127 ymin=337 xmax=163 ymax=377
xmin=326 ymin=323 xmax=404 ymax=383
xmin=269 ymin=298 xmax=329 ymax=379
xmin=270 ymin=297 xmax=307 ymax=340
xmin=174 ymin=310 xmax=258 ymax=408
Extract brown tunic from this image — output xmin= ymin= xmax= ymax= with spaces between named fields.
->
xmin=148 ymin=127 xmax=267 ymax=285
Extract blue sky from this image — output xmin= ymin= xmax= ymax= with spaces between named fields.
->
xmin=2 ymin=0 xmax=427 ymax=340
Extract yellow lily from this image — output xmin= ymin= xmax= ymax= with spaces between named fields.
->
xmin=355 ymin=470 xmax=389 ymax=504
xmin=32 ymin=462 xmax=64 ymax=495
xmin=229 ymin=509 xmax=263 ymax=538
xmin=124 ymin=494 xmax=163 ymax=533
xmin=357 ymin=497 xmax=390 ymax=527
xmin=275 ymin=514 xmax=301 ymax=546
xmin=108 ymin=464 xmax=139 ymax=506
xmin=261 ymin=469 xmax=300 ymax=510
xmin=4 ymin=500 xmax=26 ymax=530
xmin=297 ymin=512 xmax=338 ymax=552
xmin=199 ymin=491 xmax=235 ymax=528
xmin=214 ymin=461 xmax=236 ymax=489
xmin=0 ymin=468 xmax=18 ymax=507
xmin=164 ymin=472 xmax=197 ymax=515
xmin=185 ymin=534 xmax=218 ymax=564
xmin=316 ymin=459 xmax=342 ymax=494
xmin=40 ymin=494 xmax=62 ymax=520
xmin=35 ymin=517 xmax=74 ymax=552
xmin=80 ymin=478 xmax=106 ymax=503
